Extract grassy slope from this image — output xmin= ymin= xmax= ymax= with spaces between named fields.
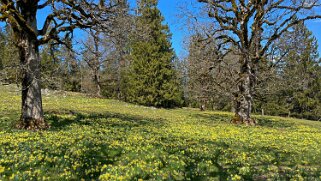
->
xmin=0 ymin=85 xmax=321 ymax=180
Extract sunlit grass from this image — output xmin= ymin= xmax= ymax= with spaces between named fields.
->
xmin=1 ymin=85 xmax=321 ymax=180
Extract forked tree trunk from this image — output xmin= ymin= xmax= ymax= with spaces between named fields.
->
xmin=15 ymin=9 xmax=49 ymax=130
xmin=231 ymin=56 xmax=256 ymax=125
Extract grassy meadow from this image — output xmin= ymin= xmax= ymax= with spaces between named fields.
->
xmin=1 ymin=85 xmax=321 ymax=180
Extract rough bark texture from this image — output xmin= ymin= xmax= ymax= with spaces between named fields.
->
xmin=14 ymin=5 xmax=49 ymax=130
xmin=231 ymin=56 xmax=256 ymax=125
xmin=16 ymin=34 xmax=49 ymax=130
xmin=197 ymin=0 xmax=321 ymax=126
xmin=1 ymin=0 xmax=117 ymax=130
xmin=93 ymin=70 xmax=101 ymax=97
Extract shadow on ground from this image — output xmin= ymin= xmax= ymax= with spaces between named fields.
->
xmin=193 ymin=113 xmax=294 ymax=128
xmin=45 ymin=109 xmax=166 ymax=131
xmin=0 ymin=111 xmax=20 ymax=131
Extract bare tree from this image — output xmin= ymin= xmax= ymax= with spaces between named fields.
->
xmin=198 ymin=0 xmax=321 ymax=125
xmin=81 ymin=30 xmax=112 ymax=97
xmin=0 ymin=0 xmax=119 ymax=130
xmin=179 ymin=3 xmax=239 ymax=111
xmin=80 ymin=0 xmax=131 ymax=98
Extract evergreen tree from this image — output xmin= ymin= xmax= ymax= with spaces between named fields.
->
xmin=283 ymin=22 xmax=321 ymax=120
xmin=126 ymin=0 xmax=183 ymax=108
xmin=0 ymin=26 xmax=19 ymax=84
xmin=110 ymin=0 xmax=132 ymax=99
xmin=256 ymin=21 xmax=321 ymax=120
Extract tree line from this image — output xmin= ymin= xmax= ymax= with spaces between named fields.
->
xmin=185 ymin=19 xmax=321 ymax=121
xmin=0 ymin=0 xmax=320 ymax=130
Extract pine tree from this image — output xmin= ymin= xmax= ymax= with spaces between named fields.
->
xmin=284 ymin=22 xmax=321 ymax=120
xmin=257 ymin=21 xmax=321 ymax=120
xmin=126 ymin=0 xmax=183 ymax=108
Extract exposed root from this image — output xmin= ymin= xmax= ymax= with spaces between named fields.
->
xmin=16 ymin=117 xmax=50 ymax=131
xmin=244 ymin=118 xmax=257 ymax=126
xmin=230 ymin=114 xmax=257 ymax=126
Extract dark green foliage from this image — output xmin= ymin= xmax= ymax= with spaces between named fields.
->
xmin=125 ymin=0 xmax=183 ymax=108
xmin=39 ymin=41 xmax=81 ymax=92
xmin=255 ymin=22 xmax=321 ymax=120
xmin=40 ymin=45 xmax=61 ymax=90
xmin=97 ymin=0 xmax=131 ymax=99
xmin=283 ymin=24 xmax=321 ymax=120
xmin=0 ymin=27 xmax=19 ymax=84
xmin=57 ymin=40 xmax=82 ymax=92
xmin=291 ymin=72 xmax=321 ymax=120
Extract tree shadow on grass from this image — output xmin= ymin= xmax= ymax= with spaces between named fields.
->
xmin=44 ymin=109 xmax=166 ymax=131
xmin=37 ymin=110 xmax=168 ymax=179
xmin=192 ymin=113 xmax=294 ymax=128
xmin=182 ymin=142 xmax=230 ymax=181
xmin=42 ymin=110 xmax=232 ymax=180
xmin=0 ymin=111 xmax=20 ymax=131
xmin=192 ymin=113 xmax=231 ymax=125
xmin=254 ymin=117 xmax=294 ymax=128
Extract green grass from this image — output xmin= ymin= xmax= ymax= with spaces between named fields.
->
xmin=1 ymin=84 xmax=321 ymax=180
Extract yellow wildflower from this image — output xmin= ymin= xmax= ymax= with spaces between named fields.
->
xmin=0 ymin=165 xmax=5 ymax=173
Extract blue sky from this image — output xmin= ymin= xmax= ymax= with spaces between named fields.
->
xmin=127 ymin=0 xmax=191 ymax=57
xmin=34 ymin=0 xmax=321 ymax=57
xmin=153 ymin=1 xmax=321 ymax=57
xmin=157 ymin=0 xmax=190 ymax=57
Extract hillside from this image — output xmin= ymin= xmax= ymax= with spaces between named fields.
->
xmin=1 ymin=85 xmax=321 ymax=180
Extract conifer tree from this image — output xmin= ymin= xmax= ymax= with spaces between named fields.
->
xmin=278 ymin=22 xmax=321 ymax=120
xmin=256 ymin=21 xmax=321 ymax=120
xmin=126 ymin=0 xmax=183 ymax=108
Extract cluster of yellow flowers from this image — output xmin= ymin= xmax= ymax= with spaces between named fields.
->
xmin=1 ymin=85 xmax=321 ymax=180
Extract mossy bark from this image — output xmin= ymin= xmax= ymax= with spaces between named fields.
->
xmin=232 ymin=56 xmax=256 ymax=126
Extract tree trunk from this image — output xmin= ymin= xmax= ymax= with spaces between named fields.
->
xmin=14 ymin=10 xmax=49 ymax=130
xmin=92 ymin=32 xmax=102 ymax=97
xmin=231 ymin=56 xmax=256 ymax=125
xmin=93 ymin=70 xmax=101 ymax=97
